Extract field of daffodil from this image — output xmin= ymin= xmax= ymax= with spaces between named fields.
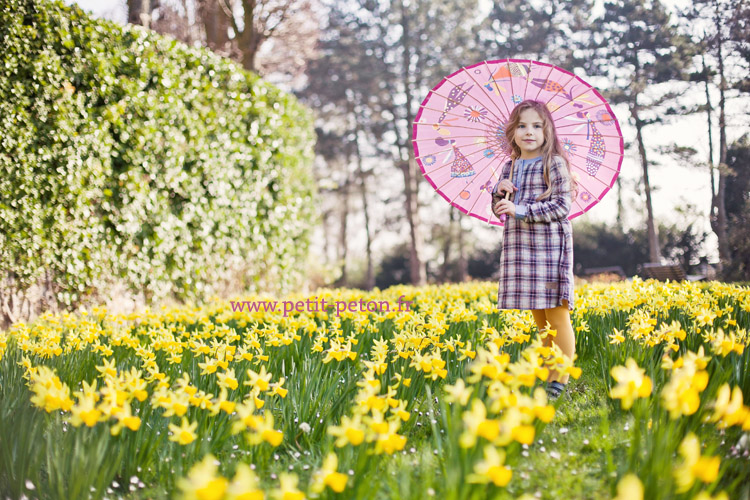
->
xmin=1 ymin=279 xmax=749 ymax=500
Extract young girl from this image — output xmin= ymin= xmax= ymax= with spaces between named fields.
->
xmin=492 ymin=99 xmax=578 ymax=400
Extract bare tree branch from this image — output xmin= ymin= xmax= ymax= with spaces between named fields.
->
xmin=218 ymin=0 xmax=241 ymax=37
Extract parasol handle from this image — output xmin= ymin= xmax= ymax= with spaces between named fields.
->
xmin=493 ymin=159 xmax=516 ymax=202
xmin=504 ymin=158 xmax=515 ymax=201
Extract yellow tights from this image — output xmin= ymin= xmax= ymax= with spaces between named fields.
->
xmin=531 ymin=300 xmax=576 ymax=384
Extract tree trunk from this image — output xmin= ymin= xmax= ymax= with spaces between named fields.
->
xmin=398 ymin=159 xmax=425 ymax=284
xmin=632 ymin=102 xmax=661 ymax=263
xmin=336 ymin=173 xmax=350 ymax=287
xmin=354 ymin=124 xmax=374 ymax=290
xmin=127 ymin=0 xmax=151 ymax=27
xmin=240 ymin=0 xmax=260 ymax=72
xmin=322 ymin=209 xmax=331 ymax=266
xmin=457 ymin=214 xmax=467 ymax=281
xmin=440 ymin=209 xmax=454 ymax=282
xmin=616 ymin=176 xmax=623 ymax=226
xmin=715 ymin=20 xmax=730 ymax=272
xmin=399 ymin=0 xmax=425 ymax=286
xmin=200 ymin=0 xmax=231 ymax=53
xmin=702 ymin=54 xmax=717 ymax=222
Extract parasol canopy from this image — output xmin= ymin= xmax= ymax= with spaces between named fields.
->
xmin=412 ymin=58 xmax=624 ymax=226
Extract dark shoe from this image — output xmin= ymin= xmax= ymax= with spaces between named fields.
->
xmin=546 ymin=381 xmax=567 ymax=401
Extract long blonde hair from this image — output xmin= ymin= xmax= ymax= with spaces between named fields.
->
xmin=505 ymin=100 xmax=578 ymax=201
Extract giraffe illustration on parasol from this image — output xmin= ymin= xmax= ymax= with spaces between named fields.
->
xmin=438 ymin=83 xmax=474 ymax=123
xmin=531 ymin=78 xmax=575 ymax=101
xmin=565 ymin=111 xmax=606 ymax=176
xmin=584 ymin=113 xmax=606 ymax=176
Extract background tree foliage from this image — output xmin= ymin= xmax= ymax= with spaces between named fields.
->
xmin=586 ymin=0 xmax=694 ymax=264
xmin=121 ymin=0 xmax=749 ymax=286
xmin=724 ymin=135 xmax=750 ymax=280
xmin=300 ymin=0 xmax=748 ymax=286
xmin=126 ymin=0 xmax=319 ymax=82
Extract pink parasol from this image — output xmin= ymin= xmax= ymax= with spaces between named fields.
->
xmin=412 ymin=58 xmax=624 ymax=226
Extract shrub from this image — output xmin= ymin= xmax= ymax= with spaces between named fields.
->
xmin=0 ymin=0 xmax=317 ymax=322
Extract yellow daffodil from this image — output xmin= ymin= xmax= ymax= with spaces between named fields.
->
xmin=575 ymin=319 xmax=590 ymax=333
xmin=709 ymin=328 xmax=745 ymax=357
xmin=694 ymin=307 xmax=718 ymax=327
xmin=28 ymin=366 xmax=74 ymax=413
xmin=389 ymin=400 xmax=411 ymax=422
xmin=176 ymin=454 xmax=228 ymax=500
xmin=613 ymin=474 xmax=643 ymax=500
xmin=68 ymin=393 xmax=103 ymax=427
xmin=674 ymin=433 xmax=720 ymax=492
xmin=710 ymin=383 xmax=749 ymax=429
xmin=328 ymin=414 xmax=366 ymax=447
xmin=460 ymin=400 xmax=500 ymax=448
xmin=322 ymin=340 xmax=357 ymax=363
xmin=467 ymin=445 xmax=512 ymax=487
xmin=271 ymin=473 xmax=304 ymax=500
xmin=310 ymin=452 xmax=348 ymax=493
xmin=169 ymin=418 xmax=199 ymax=446
xmin=610 ymin=358 xmax=652 ymax=410
xmin=245 ymin=366 xmax=272 ymax=392
xmin=609 ymin=328 xmax=625 ymax=344
xmin=458 ymin=341 xmax=476 ymax=360
xmin=110 ymin=402 xmax=141 ymax=435
xmin=217 ymin=369 xmax=239 ymax=391
xmin=444 ymin=379 xmax=472 ymax=406
xmin=198 ymin=359 xmax=219 ymax=375
xmin=661 ymin=357 xmax=709 ymax=419
xmin=269 ymin=377 xmax=288 ymax=398
xmin=0 ymin=332 xmax=7 ymax=361
xmin=95 ymin=358 xmax=118 ymax=378
xmin=226 ymin=463 xmax=264 ymax=500
xmin=232 ymin=400 xmax=262 ymax=434
xmin=245 ymin=412 xmax=283 ymax=447
xmin=212 ymin=388 xmax=237 ymax=416
xmin=372 ymin=422 xmax=407 ymax=455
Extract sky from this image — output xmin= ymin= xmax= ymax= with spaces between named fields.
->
xmin=65 ymin=0 xmax=750 ymax=266
xmin=66 ymin=0 xmax=127 ymax=22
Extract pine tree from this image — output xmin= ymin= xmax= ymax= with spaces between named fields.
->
xmin=301 ymin=0 xmax=485 ymax=286
xmin=680 ymin=0 xmax=748 ymax=274
xmin=298 ymin=4 xmax=388 ymax=288
xmin=480 ymin=0 xmax=593 ymax=67
xmin=587 ymin=0 xmax=693 ymax=263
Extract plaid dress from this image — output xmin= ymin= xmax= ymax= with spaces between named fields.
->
xmin=494 ymin=155 xmax=575 ymax=311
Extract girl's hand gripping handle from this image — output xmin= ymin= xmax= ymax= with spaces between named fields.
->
xmin=496 ymin=179 xmax=518 ymax=198
xmin=491 ymin=180 xmax=518 ymax=220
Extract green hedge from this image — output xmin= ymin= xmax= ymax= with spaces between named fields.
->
xmin=0 ymin=0 xmax=317 ymax=311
